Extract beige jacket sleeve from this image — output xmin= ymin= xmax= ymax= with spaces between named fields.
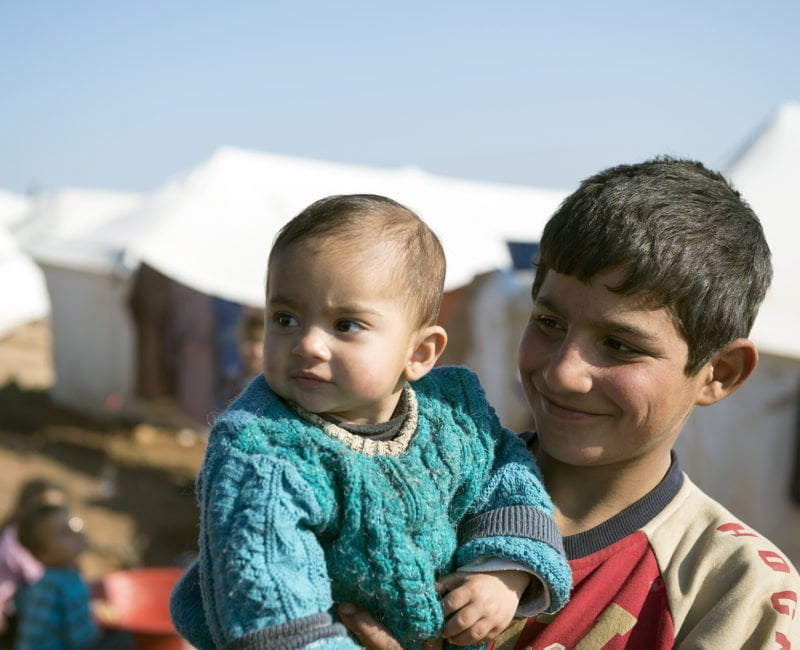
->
xmin=646 ymin=476 xmax=799 ymax=648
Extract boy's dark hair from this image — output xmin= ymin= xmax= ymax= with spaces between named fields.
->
xmin=16 ymin=503 xmax=68 ymax=558
xmin=268 ymin=194 xmax=446 ymax=327
xmin=532 ymin=157 xmax=772 ymax=374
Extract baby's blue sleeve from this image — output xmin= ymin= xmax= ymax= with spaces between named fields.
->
xmin=454 ymin=372 xmax=572 ymax=614
xmin=192 ymin=434 xmax=360 ymax=649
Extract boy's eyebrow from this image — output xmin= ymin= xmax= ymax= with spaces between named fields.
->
xmin=534 ymin=294 xmax=660 ymax=343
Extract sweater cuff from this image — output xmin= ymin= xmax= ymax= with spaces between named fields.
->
xmin=458 ymin=505 xmax=564 ymax=555
xmin=222 ymin=612 xmax=352 ymax=650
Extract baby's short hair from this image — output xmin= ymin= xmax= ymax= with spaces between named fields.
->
xmin=269 ymin=194 xmax=446 ymax=327
xmin=533 ymin=157 xmax=772 ymax=374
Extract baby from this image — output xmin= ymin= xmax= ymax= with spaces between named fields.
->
xmin=171 ymin=194 xmax=571 ymax=649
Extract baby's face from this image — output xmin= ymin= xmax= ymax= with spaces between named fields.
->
xmin=263 ymin=239 xmax=422 ymax=424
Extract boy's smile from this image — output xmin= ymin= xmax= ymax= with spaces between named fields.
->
xmin=518 ymin=269 xmax=714 ymax=473
xmin=263 ymin=238 xmax=423 ymax=425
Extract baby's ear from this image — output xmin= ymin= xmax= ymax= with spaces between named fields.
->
xmin=404 ymin=325 xmax=448 ymax=381
xmin=696 ymin=338 xmax=758 ymax=406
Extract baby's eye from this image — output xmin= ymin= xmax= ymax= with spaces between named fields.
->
xmin=273 ymin=312 xmax=299 ymax=328
xmin=335 ymin=320 xmax=363 ymax=333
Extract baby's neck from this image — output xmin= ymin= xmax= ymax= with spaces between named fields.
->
xmin=319 ymin=390 xmax=409 ymax=442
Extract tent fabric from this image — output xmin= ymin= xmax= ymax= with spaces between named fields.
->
xmin=96 ymin=147 xmax=567 ymax=306
xmin=726 ymin=102 xmax=800 ymax=360
xmin=41 ymin=264 xmax=136 ymax=415
xmin=0 ymin=189 xmax=31 ymax=229
xmin=14 ymin=188 xmax=143 ymax=273
xmin=0 ymin=190 xmax=47 ymax=337
xmin=10 ymin=188 xmax=144 ymax=409
xmin=0 ymin=224 xmax=49 ymax=337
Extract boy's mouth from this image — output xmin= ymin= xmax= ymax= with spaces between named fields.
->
xmin=540 ymin=393 xmax=602 ymax=420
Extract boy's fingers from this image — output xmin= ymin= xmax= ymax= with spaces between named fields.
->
xmin=337 ymin=603 xmax=403 ymax=650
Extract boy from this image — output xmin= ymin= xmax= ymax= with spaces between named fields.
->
xmin=170 ymin=194 xmax=572 ymax=649
xmin=340 ymin=158 xmax=800 ymax=648
xmin=13 ymin=503 xmax=132 ymax=650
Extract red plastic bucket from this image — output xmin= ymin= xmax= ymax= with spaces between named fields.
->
xmin=95 ymin=567 xmax=186 ymax=650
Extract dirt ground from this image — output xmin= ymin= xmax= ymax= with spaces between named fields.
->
xmin=0 ymin=321 xmax=205 ymax=582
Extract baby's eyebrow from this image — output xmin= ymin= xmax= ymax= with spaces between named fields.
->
xmin=266 ymin=293 xmax=298 ymax=307
xmin=332 ymin=304 xmax=383 ymax=316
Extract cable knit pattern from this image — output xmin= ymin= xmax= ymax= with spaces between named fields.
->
xmin=175 ymin=366 xmax=570 ymax=650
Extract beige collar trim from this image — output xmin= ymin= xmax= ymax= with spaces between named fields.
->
xmin=292 ymin=384 xmax=418 ymax=457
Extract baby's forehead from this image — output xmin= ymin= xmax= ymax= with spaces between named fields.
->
xmin=271 ymin=235 xmax=407 ymax=281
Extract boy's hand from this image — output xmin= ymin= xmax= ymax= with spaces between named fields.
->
xmin=438 ymin=570 xmax=531 ymax=646
xmin=338 ymin=603 xmax=443 ymax=650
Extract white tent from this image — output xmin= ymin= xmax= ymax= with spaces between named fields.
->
xmin=673 ymin=102 xmax=800 ymax=565
xmin=100 ymin=147 xmax=566 ymax=306
xmin=33 ymin=149 xmax=566 ymax=417
xmin=0 ymin=224 xmax=49 ymax=338
xmin=15 ymin=188 xmax=144 ymax=413
xmin=724 ymin=102 xmax=800 ymax=359
xmin=0 ymin=190 xmax=48 ymax=338
xmin=15 ymin=187 xmax=143 ymax=270
xmin=0 ymin=189 xmax=31 ymax=229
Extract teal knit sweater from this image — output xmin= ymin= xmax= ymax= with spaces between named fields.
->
xmin=172 ymin=366 xmax=570 ymax=649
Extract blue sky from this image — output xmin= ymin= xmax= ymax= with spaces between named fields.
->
xmin=1 ymin=1 xmax=798 ymax=195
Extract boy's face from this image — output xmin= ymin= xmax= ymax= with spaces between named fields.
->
xmin=34 ymin=509 xmax=88 ymax=568
xmin=518 ymin=269 xmax=713 ymax=471
xmin=263 ymin=238 xmax=423 ymax=424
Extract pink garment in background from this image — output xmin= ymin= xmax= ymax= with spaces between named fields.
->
xmin=0 ymin=525 xmax=44 ymax=632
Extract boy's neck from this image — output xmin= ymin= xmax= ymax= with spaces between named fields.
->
xmin=537 ymin=449 xmax=673 ymax=537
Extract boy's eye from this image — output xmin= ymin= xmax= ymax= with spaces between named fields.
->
xmin=604 ymin=338 xmax=640 ymax=355
xmin=335 ymin=320 xmax=362 ymax=333
xmin=534 ymin=314 xmax=564 ymax=331
xmin=273 ymin=312 xmax=299 ymax=328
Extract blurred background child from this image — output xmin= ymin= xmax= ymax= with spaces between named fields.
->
xmin=13 ymin=502 xmax=132 ymax=650
xmin=0 ymin=478 xmax=68 ymax=645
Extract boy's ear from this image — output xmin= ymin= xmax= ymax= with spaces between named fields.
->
xmin=404 ymin=325 xmax=448 ymax=382
xmin=696 ymin=338 xmax=758 ymax=406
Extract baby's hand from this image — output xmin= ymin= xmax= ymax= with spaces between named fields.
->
xmin=437 ymin=570 xmax=531 ymax=646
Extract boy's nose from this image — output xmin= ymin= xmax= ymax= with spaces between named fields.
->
xmin=544 ymin=340 xmax=593 ymax=394
xmin=292 ymin=327 xmax=331 ymax=360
